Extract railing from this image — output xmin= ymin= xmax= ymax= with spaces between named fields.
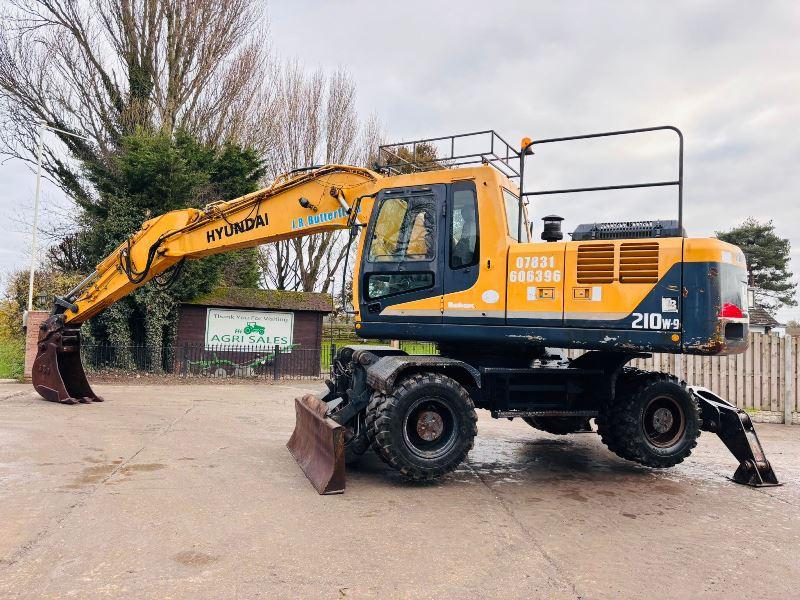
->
xmin=521 ymin=126 xmax=685 ymax=233
xmin=377 ymin=130 xmax=522 ymax=180
xmin=563 ymin=332 xmax=798 ymax=424
xmin=81 ymin=340 xmax=439 ymax=381
xmin=79 ymin=334 xmax=796 ymax=424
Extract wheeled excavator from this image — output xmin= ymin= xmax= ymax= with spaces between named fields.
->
xmin=31 ymin=127 xmax=780 ymax=494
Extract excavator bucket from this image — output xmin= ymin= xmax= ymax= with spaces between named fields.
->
xmin=286 ymin=394 xmax=346 ymax=494
xmin=31 ymin=315 xmax=103 ymax=405
xmin=690 ymin=386 xmax=780 ymax=487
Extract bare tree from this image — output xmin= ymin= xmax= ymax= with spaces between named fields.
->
xmin=45 ymin=231 xmax=91 ymax=272
xmin=1 ymin=1 xmax=384 ymax=296
xmin=0 ymin=0 xmax=274 ymax=206
xmin=258 ymin=63 xmax=384 ymax=293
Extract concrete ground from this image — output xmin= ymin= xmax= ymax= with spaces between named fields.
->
xmin=0 ymin=383 xmax=798 ymax=600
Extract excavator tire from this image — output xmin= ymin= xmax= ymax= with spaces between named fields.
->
xmin=523 ymin=416 xmax=590 ymax=435
xmin=599 ymin=371 xmax=701 ymax=468
xmin=596 ymin=367 xmax=649 ymax=459
xmin=364 ymin=392 xmax=384 ymax=447
xmin=368 ymin=373 xmax=477 ymax=481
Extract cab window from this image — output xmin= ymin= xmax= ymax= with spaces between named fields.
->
xmin=502 ymin=188 xmax=529 ymax=242
xmin=367 ymin=272 xmax=434 ymax=299
xmin=369 ymin=195 xmax=436 ymax=261
xmin=450 ymin=184 xmax=479 ymax=268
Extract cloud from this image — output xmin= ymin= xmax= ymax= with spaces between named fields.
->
xmin=2 ymin=1 xmax=799 ymax=317
xmin=267 ymin=0 xmax=800 ymax=319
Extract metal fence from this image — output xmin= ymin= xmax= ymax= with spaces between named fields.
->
xmin=563 ymin=332 xmax=798 ymax=424
xmin=81 ymin=340 xmax=439 ymax=380
xmin=80 ymin=333 xmax=798 ymax=423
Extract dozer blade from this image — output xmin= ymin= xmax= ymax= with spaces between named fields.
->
xmin=286 ymin=394 xmax=345 ymax=494
xmin=689 ymin=386 xmax=780 ymax=487
xmin=32 ymin=315 xmax=103 ymax=405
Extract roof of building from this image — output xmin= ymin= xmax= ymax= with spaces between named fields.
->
xmin=182 ymin=286 xmax=333 ymax=313
xmin=748 ymin=307 xmax=781 ymax=328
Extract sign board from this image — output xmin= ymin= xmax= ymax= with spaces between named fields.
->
xmin=205 ymin=308 xmax=294 ymax=351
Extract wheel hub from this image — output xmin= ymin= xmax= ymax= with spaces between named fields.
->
xmin=403 ymin=397 xmax=458 ymax=459
xmin=643 ymin=395 xmax=685 ymax=448
xmin=651 ymin=407 xmax=674 ymax=434
xmin=416 ymin=410 xmax=445 ymax=441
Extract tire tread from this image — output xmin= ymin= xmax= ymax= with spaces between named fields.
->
xmin=367 ymin=373 xmax=477 ymax=481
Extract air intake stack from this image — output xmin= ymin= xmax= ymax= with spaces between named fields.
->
xmin=541 ymin=215 xmax=564 ymax=242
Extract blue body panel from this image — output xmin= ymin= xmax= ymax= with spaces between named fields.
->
xmin=356 ymin=261 xmax=749 ymax=356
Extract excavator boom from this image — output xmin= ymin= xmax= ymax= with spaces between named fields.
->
xmin=32 ymin=164 xmax=380 ymax=404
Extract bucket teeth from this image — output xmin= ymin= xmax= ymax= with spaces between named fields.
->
xmin=287 ymin=394 xmax=346 ymax=494
xmin=32 ymin=315 xmax=102 ymax=405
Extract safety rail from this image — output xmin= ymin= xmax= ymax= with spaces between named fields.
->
xmin=520 ymin=126 xmax=685 ymax=233
xmin=376 ymin=126 xmax=685 ymax=237
xmin=377 ymin=130 xmax=522 ymax=180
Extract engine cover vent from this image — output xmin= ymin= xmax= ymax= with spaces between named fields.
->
xmin=619 ymin=242 xmax=660 ymax=283
xmin=571 ymin=220 xmax=685 ymax=241
xmin=577 ymin=244 xmax=615 ymax=284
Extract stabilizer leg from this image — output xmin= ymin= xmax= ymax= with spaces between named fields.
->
xmin=32 ymin=315 xmax=103 ymax=405
xmin=689 ymin=386 xmax=780 ymax=487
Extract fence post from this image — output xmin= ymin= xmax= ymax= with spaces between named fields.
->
xmin=273 ymin=344 xmax=281 ymax=380
xmin=785 ymin=335 xmax=794 ymax=425
xmin=180 ymin=343 xmax=188 ymax=377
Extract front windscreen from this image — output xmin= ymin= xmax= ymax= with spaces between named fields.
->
xmin=368 ymin=194 xmax=436 ymax=261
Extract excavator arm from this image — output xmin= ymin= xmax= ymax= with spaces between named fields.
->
xmin=32 ymin=165 xmax=381 ymax=403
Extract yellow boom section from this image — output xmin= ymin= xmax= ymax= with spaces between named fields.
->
xmin=64 ymin=165 xmax=380 ymax=323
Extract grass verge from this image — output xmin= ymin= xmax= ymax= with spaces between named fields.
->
xmin=0 ymin=336 xmax=24 ymax=379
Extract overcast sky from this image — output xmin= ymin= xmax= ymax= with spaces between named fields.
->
xmin=1 ymin=1 xmax=799 ymax=319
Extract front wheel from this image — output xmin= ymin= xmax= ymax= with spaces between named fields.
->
xmin=598 ymin=372 xmax=701 ymax=468
xmin=368 ymin=373 xmax=477 ymax=481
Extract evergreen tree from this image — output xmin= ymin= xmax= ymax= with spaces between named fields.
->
xmin=716 ymin=218 xmax=796 ymax=314
xmin=382 ymin=142 xmax=442 ymax=174
xmin=51 ymin=130 xmax=265 ymax=365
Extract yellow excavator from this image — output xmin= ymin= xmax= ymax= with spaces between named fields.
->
xmin=32 ymin=127 xmax=779 ymax=493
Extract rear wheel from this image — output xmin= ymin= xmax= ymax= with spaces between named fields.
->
xmin=598 ymin=371 xmax=701 ymax=468
xmin=368 ymin=373 xmax=477 ymax=481
xmin=523 ymin=416 xmax=591 ymax=435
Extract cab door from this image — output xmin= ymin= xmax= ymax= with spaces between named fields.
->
xmin=442 ymin=180 xmax=486 ymax=323
xmin=358 ymin=185 xmax=446 ymax=323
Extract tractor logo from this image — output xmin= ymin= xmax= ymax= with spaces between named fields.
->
xmin=242 ymin=321 xmax=265 ymax=335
